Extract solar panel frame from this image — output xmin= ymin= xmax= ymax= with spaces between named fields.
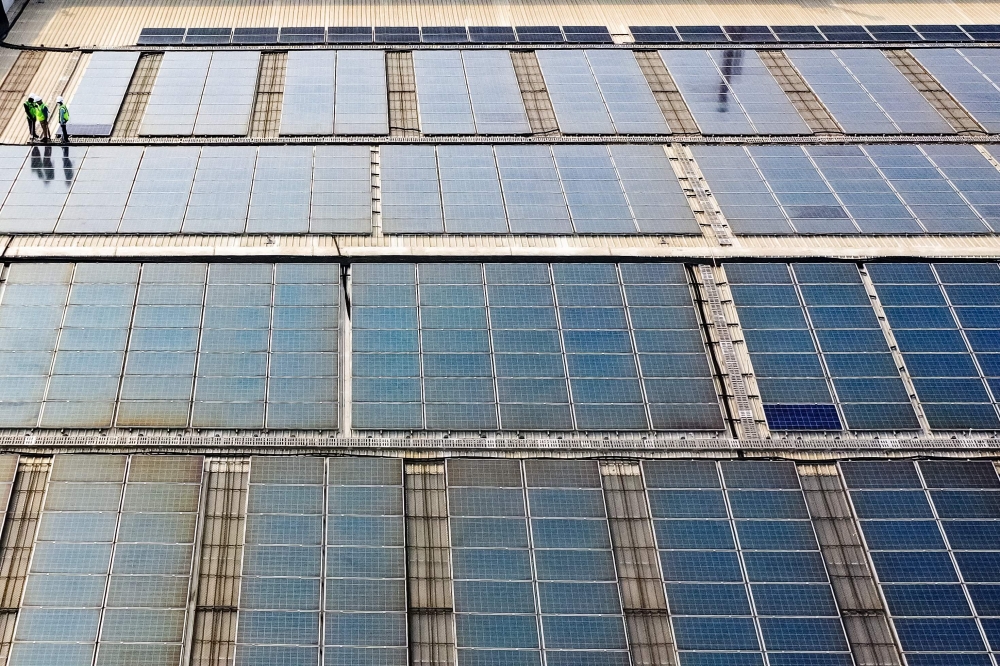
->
xmin=181 ymin=146 xmax=256 ymax=233
xmin=723 ymin=25 xmax=777 ymax=42
xmin=437 ymin=145 xmax=508 ymax=234
xmin=183 ymin=27 xmax=232 ymax=45
xmin=629 ymin=25 xmax=680 ymax=43
xmin=961 ymin=24 xmax=1000 ymax=40
xmin=771 ymin=25 xmax=825 ymax=42
xmin=119 ymin=146 xmax=199 ymax=233
xmin=675 ymin=25 xmax=729 ymax=42
xmin=468 ymin=26 xmax=516 ymax=43
xmin=609 ymin=145 xmax=699 ymax=234
xmin=914 ymin=24 xmax=973 ymax=41
xmin=585 ymin=49 xmax=670 ymax=134
xmin=247 ymin=145 xmax=312 ymax=234
xmin=551 ymin=145 xmax=636 ymax=234
xmin=866 ymin=24 xmax=922 ymax=41
xmin=421 ymin=26 xmax=469 ymax=43
xmin=279 ymin=50 xmax=336 ymax=136
xmin=562 ymin=25 xmax=613 ymax=43
xmin=817 ymin=25 xmax=874 ymax=42
xmin=327 ymin=26 xmax=373 ymax=43
xmin=379 ymin=145 xmax=444 ymax=234
xmin=462 ymin=50 xmax=531 ymax=135
xmin=193 ymin=51 xmax=261 ymax=136
xmin=66 ymin=51 xmax=140 ymax=137
xmin=279 ymin=26 xmax=325 ymax=44
xmin=411 ymin=50 xmax=476 ymax=135
xmin=494 ymin=145 xmax=573 ymax=234
xmin=56 ymin=146 xmax=143 ymax=233
xmin=535 ymin=49 xmax=614 ymax=134
xmin=311 ymin=145 xmax=373 ymax=234
xmin=921 ymin=144 xmax=1000 ymax=231
xmin=233 ymin=27 xmax=278 ymax=44
xmin=915 ymin=48 xmax=1000 ymax=132
xmin=137 ymin=27 xmax=185 ymax=45
xmin=515 ymin=25 xmax=564 ymax=43
xmin=374 ymin=26 xmax=420 ymax=44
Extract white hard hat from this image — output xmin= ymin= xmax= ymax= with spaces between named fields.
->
xmin=27 ymin=95 xmax=35 ymax=102
xmin=56 ymin=96 xmax=63 ymax=103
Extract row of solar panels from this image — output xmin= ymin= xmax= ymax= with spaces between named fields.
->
xmin=68 ymin=48 xmax=1000 ymax=138
xmin=5 ymin=143 xmax=1000 ymax=237
xmin=137 ymin=24 xmax=1000 ymax=45
xmin=8 ymin=260 xmax=1000 ymax=433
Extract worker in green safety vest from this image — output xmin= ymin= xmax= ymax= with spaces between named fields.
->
xmin=34 ymin=96 xmax=50 ymax=143
xmin=23 ymin=95 xmax=36 ymax=140
xmin=55 ymin=96 xmax=69 ymax=143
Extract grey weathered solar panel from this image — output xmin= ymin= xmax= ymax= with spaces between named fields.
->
xmin=280 ymin=50 xmax=335 ymax=135
xmin=137 ymin=27 xmax=185 ymax=45
xmin=311 ymin=145 xmax=372 ymax=234
xmin=120 ymin=146 xmax=199 ymax=233
xmin=923 ymin=144 xmax=1000 ymax=230
xmin=422 ymin=25 xmax=469 ymax=43
xmin=468 ymin=26 xmax=516 ymax=43
xmin=247 ymin=146 xmax=312 ymax=233
xmin=412 ymin=50 xmax=475 ymax=134
xmin=279 ymin=26 xmax=324 ymax=44
xmin=67 ymin=51 xmax=140 ymax=136
xmin=327 ymin=26 xmax=373 ymax=43
xmin=233 ymin=26 xmax=278 ymax=44
xmin=0 ymin=146 xmax=85 ymax=233
xmin=787 ymin=49 xmax=952 ymax=133
xmin=817 ymin=25 xmax=874 ymax=41
xmin=462 ymin=50 xmax=530 ymax=134
xmin=690 ymin=145 xmax=794 ymax=234
xmin=515 ymin=25 xmax=564 ymax=42
xmin=139 ymin=51 xmax=211 ymax=136
xmin=184 ymin=27 xmax=231 ymax=44
xmin=335 ymin=50 xmax=388 ymax=135
xmin=585 ymin=49 xmax=669 ymax=134
xmin=552 ymin=145 xmax=635 ymax=233
xmin=708 ymin=50 xmax=810 ymax=134
xmin=535 ymin=49 xmax=614 ymax=134
xmin=193 ymin=51 xmax=260 ymax=136
xmin=609 ymin=145 xmax=700 ymax=234
xmin=438 ymin=145 xmax=507 ymax=233
xmin=495 ymin=145 xmax=573 ymax=234
xmin=380 ymin=145 xmax=444 ymax=233
xmin=56 ymin=146 xmax=142 ymax=233
xmin=0 ymin=146 xmax=28 ymax=220
xmin=182 ymin=146 xmax=256 ymax=233
xmin=914 ymin=48 xmax=1000 ymax=132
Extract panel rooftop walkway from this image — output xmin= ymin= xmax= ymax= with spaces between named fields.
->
xmin=0 ymin=0 xmax=997 ymax=656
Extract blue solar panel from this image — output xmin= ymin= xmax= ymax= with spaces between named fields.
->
xmin=232 ymin=27 xmax=278 ymax=44
xmin=866 ymin=24 xmax=922 ymax=41
xmin=137 ymin=27 xmax=185 ymax=45
xmin=817 ymin=25 xmax=874 ymax=42
xmin=723 ymin=25 xmax=776 ymax=42
xmin=629 ymin=25 xmax=680 ymax=42
xmin=327 ymin=26 xmax=373 ymax=43
xmin=962 ymin=24 xmax=1000 ymax=40
xmin=374 ymin=26 xmax=419 ymax=43
xmin=915 ymin=24 xmax=972 ymax=41
xmin=563 ymin=25 xmax=613 ymax=43
xmin=676 ymin=25 xmax=728 ymax=42
xmin=421 ymin=25 xmax=469 ymax=42
xmin=772 ymin=25 xmax=824 ymax=41
xmin=469 ymin=26 xmax=516 ymax=42
xmin=515 ymin=25 xmax=563 ymax=42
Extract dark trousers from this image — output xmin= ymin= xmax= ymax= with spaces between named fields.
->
xmin=59 ymin=121 xmax=68 ymax=143
xmin=26 ymin=117 xmax=35 ymax=138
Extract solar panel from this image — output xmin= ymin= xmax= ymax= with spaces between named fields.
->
xmin=247 ymin=145 xmax=312 ymax=234
xmin=279 ymin=26 xmax=324 ymax=43
xmin=690 ymin=145 xmax=793 ymax=234
xmin=585 ymin=50 xmax=669 ymax=134
xmin=411 ymin=50 xmax=476 ymax=134
xmin=193 ymin=51 xmax=260 ymax=136
xmin=495 ymin=145 xmax=572 ymax=234
xmin=468 ymin=26 xmax=516 ymax=42
xmin=915 ymin=48 xmax=1000 ymax=132
xmin=629 ymin=25 xmax=680 ymax=42
xmin=279 ymin=50 xmax=336 ymax=135
xmin=552 ymin=145 xmax=635 ymax=233
xmin=535 ymin=50 xmax=614 ymax=134
xmin=183 ymin=27 xmax=232 ymax=44
xmin=676 ymin=25 xmax=728 ymax=42
xmin=771 ymin=25 xmax=824 ymax=42
xmin=233 ymin=26 xmax=278 ymax=44
xmin=915 ymin=24 xmax=972 ymax=41
xmin=866 ymin=24 xmax=922 ymax=41
xmin=327 ymin=26 xmax=373 ymax=43
xmin=421 ymin=25 xmax=469 ymax=42
xmin=0 ymin=146 xmax=28 ymax=228
xmin=136 ymin=27 xmax=185 ymax=45
xmin=609 ymin=145 xmax=699 ymax=234
xmin=139 ymin=51 xmax=211 ymax=136
xmin=817 ymin=25 xmax=874 ymax=42
xmin=563 ymin=25 xmax=613 ymax=43
xmin=374 ymin=26 xmax=419 ymax=43
xmin=747 ymin=145 xmax=856 ymax=234
xmin=181 ymin=146 xmax=256 ymax=233
xmin=119 ymin=146 xmax=199 ymax=233
xmin=0 ymin=146 xmax=84 ymax=233
xmin=723 ymin=25 xmax=776 ymax=42
xmin=922 ymin=144 xmax=1000 ymax=230
xmin=961 ymin=24 xmax=1000 ymax=40
xmin=438 ymin=145 xmax=507 ymax=234
xmin=380 ymin=145 xmax=444 ymax=233
xmin=334 ymin=50 xmax=388 ymax=135
xmin=65 ymin=51 xmax=140 ymax=137
xmin=515 ymin=25 xmax=563 ymax=42
xmin=56 ymin=146 xmax=142 ymax=233
xmin=311 ymin=145 xmax=372 ymax=234
xmin=462 ymin=51 xmax=531 ymax=134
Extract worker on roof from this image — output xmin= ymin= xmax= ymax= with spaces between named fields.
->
xmin=35 ymin=96 xmax=50 ymax=143
xmin=55 ymin=96 xmax=69 ymax=143
xmin=23 ymin=95 xmax=36 ymax=141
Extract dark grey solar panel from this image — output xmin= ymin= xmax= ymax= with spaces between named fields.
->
xmin=137 ymin=27 xmax=185 ymax=45
xmin=233 ymin=27 xmax=278 ymax=44
xmin=817 ymin=25 xmax=874 ymax=42
xmin=676 ymin=25 xmax=728 ymax=42
xmin=279 ymin=26 xmax=325 ymax=43
xmin=327 ymin=26 xmax=373 ymax=43
xmin=468 ymin=26 xmax=516 ymax=42
xmin=374 ymin=26 xmax=419 ymax=43
xmin=961 ymin=24 xmax=1000 ymax=40
xmin=421 ymin=26 xmax=469 ymax=42
xmin=183 ymin=27 xmax=232 ymax=44
xmin=629 ymin=25 xmax=680 ymax=42
xmin=866 ymin=24 xmax=921 ymax=41
xmin=515 ymin=25 xmax=563 ymax=42
xmin=771 ymin=25 xmax=824 ymax=42
xmin=915 ymin=24 xmax=972 ymax=41
xmin=723 ymin=25 xmax=776 ymax=42
xmin=563 ymin=25 xmax=613 ymax=43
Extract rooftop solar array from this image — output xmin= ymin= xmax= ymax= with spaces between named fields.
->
xmin=694 ymin=144 xmax=1000 ymax=235
xmin=913 ymin=48 xmax=1000 ymax=133
xmin=380 ymin=144 xmax=698 ymax=234
xmin=630 ymin=24 xmax=1000 ymax=43
xmin=351 ymin=262 xmax=724 ymax=431
xmin=0 ymin=145 xmax=372 ymax=235
xmin=65 ymin=51 xmax=140 ymax=137
xmin=786 ymin=49 xmax=953 ymax=133
xmin=0 ymin=263 xmax=340 ymax=429
xmin=659 ymin=49 xmax=811 ymax=135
